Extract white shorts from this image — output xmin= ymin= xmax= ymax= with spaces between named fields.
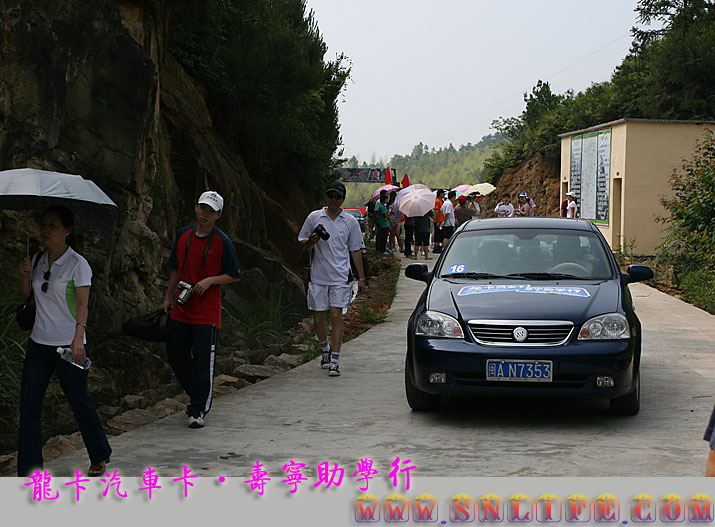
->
xmin=307 ymin=282 xmax=353 ymax=311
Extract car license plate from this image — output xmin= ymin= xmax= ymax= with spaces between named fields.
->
xmin=486 ymin=359 xmax=553 ymax=382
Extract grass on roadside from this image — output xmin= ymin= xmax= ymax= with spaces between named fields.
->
xmin=679 ymin=268 xmax=715 ymax=314
xmin=300 ymin=339 xmax=321 ymax=364
xmin=359 ymin=307 xmax=386 ymax=324
xmin=239 ymin=291 xmax=299 ymax=348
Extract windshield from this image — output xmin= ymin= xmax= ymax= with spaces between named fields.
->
xmin=345 ymin=209 xmax=362 ymax=218
xmin=439 ymin=229 xmax=615 ymax=280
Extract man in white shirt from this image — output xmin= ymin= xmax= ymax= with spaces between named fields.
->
xmin=298 ymin=181 xmax=366 ymax=377
xmin=494 ymin=193 xmax=515 ymax=217
xmin=566 ymin=191 xmax=578 ymax=218
xmin=440 ymin=190 xmax=457 ymax=245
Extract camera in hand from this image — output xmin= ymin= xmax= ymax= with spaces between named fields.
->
xmin=313 ymin=223 xmax=330 ymax=241
xmin=177 ymin=281 xmax=193 ymax=305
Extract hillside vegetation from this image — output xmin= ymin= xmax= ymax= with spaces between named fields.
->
xmin=484 ymin=0 xmax=715 ymax=182
xmin=342 ymin=134 xmax=500 ymax=207
xmin=170 ymin=0 xmax=349 ymax=204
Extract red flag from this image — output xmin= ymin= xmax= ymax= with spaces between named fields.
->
xmin=401 ymin=173 xmax=410 ymax=188
xmin=384 ymin=166 xmax=391 ymax=185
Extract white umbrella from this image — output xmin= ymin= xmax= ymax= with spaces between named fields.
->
xmin=465 ymin=182 xmax=496 ymax=196
xmin=393 ymin=184 xmax=430 ymax=217
xmin=0 ymin=169 xmax=117 ymax=208
xmin=399 ymin=189 xmax=435 ymax=218
xmin=0 ymin=168 xmax=117 ymax=255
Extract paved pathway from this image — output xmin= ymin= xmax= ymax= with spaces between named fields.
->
xmin=46 ymin=253 xmax=715 ymax=477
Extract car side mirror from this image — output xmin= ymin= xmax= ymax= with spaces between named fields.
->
xmin=623 ymin=264 xmax=654 ymax=284
xmin=405 ymin=263 xmax=431 ymax=283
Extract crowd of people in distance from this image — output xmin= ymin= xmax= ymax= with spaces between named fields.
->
xmin=365 ymin=186 xmax=554 ymax=258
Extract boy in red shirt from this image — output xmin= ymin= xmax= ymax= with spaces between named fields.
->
xmin=164 ymin=191 xmax=242 ymax=428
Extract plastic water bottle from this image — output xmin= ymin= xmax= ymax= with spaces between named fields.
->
xmin=56 ymin=347 xmax=92 ymax=370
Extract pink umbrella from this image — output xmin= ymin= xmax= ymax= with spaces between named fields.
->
xmin=399 ymin=189 xmax=435 ymax=217
xmin=452 ymin=184 xmax=471 ymax=193
xmin=393 ymin=184 xmax=430 ymax=217
xmin=371 ymin=184 xmax=399 ymax=200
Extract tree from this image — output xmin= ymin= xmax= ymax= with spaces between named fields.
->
xmin=656 ymin=128 xmax=715 ymax=313
xmin=657 ymin=128 xmax=715 ymax=270
xmin=170 ymin=0 xmax=350 ymax=199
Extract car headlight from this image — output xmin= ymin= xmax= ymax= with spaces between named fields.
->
xmin=578 ymin=313 xmax=630 ymax=340
xmin=415 ymin=311 xmax=464 ymax=338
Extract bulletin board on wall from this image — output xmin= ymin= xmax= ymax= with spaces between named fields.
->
xmin=570 ymin=129 xmax=611 ymax=225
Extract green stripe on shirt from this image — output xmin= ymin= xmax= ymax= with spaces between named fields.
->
xmin=65 ymin=279 xmax=77 ymax=320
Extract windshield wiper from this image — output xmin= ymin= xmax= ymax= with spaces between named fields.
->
xmin=506 ymin=272 xmax=585 ymax=280
xmin=442 ymin=272 xmax=525 ymax=280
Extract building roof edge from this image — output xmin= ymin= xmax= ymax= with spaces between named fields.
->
xmin=558 ymin=118 xmax=715 ymax=138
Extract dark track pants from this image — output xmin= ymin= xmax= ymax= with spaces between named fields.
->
xmin=166 ymin=320 xmax=217 ymax=418
xmin=376 ymin=226 xmax=388 ymax=253
xmin=404 ymin=224 xmax=415 ymax=256
xmin=17 ymin=340 xmax=111 ymax=477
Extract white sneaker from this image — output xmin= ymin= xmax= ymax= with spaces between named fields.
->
xmin=188 ymin=414 xmax=204 ymax=429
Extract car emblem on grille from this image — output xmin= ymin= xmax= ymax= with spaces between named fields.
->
xmin=513 ymin=327 xmax=528 ymax=342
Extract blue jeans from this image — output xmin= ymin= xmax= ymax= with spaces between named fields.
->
xmin=17 ymin=340 xmax=111 ymax=477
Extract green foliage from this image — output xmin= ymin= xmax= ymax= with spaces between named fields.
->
xmin=656 ymin=129 xmax=715 ymax=313
xmin=612 ymin=236 xmax=640 ymax=270
xmin=240 ymin=291 xmax=297 ymax=348
xmin=656 ymin=129 xmax=715 ymax=272
xmin=679 ymin=268 xmax=715 ymax=314
xmin=300 ymin=339 xmax=321 ymax=364
xmin=359 ymin=307 xmax=385 ymax=325
xmin=170 ymin=0 xmax=350 ymax=200
xmin=483 ymin=0 xmax=715 ymax=184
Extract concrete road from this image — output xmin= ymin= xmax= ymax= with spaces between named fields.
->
xmin=45 ymin=253 xmax=715 ymax=477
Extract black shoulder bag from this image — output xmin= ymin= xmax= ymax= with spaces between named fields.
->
xmin=15 ymin=252 xmax=44 ymax=331
xmin=122 ymin=226 xmax=215 ymax=342
xmin=121 ymin=309 xmax=169 ymax=342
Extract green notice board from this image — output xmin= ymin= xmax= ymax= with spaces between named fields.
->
xmin=570 ymin=129 xmax=610 ymax=225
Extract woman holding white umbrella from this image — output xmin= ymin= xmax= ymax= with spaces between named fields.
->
xmin=13 ymin=200 xmax=113 ymax=476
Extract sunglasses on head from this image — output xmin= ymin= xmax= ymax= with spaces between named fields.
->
xmin=41 ymin=270 xmax=51 ymax=293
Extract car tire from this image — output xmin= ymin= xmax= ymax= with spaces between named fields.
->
xmin=405 ymin=355 xmax=441 ymax=411
xmin=609 ymin=371 xmax=640 ymax=415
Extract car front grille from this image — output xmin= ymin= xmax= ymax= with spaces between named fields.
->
xmin=467 ymin=320 xmax=574 ymax=347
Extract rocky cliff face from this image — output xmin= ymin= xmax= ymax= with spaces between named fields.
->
xmin=492 ymin=154 xmax=561 ymax=216
xmin=0 ymin=1 xmax=309 ymax=450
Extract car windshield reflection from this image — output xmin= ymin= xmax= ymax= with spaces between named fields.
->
xmin=439 ymin=229 xmax=615 ymax=280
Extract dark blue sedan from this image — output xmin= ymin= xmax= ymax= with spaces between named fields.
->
xmin=404 ymin=217 xmax=653 ymax=415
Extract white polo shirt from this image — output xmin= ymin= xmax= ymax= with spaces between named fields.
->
xmin=30 ymin=247 xmax=92 ymax=346
xmin=298 ymin=208 xmax=364 ymax=286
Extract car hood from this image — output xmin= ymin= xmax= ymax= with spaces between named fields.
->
xmin=428 ymin=279 xmax=621 ymax=323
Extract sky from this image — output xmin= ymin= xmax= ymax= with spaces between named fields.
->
xmin=306 ymin=0 xmax=644 ymax=162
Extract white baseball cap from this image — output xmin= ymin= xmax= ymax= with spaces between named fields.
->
xmin=198 ymin=191 xmax=224 ymax=211
xmin=566 ymin=191 xmax=576 ymax=197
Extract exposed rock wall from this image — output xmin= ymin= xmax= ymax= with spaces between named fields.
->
xmin=492 ymin=154 xmax=561 ymax=216
xmin=0 ymin=1 xmax=309 ymax=452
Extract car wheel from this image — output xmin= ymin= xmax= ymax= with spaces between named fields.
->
xmin=405 ymin=355 xmax=441 ymax=411
xmin=609 ymin=371 xmax=640 ymax=415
